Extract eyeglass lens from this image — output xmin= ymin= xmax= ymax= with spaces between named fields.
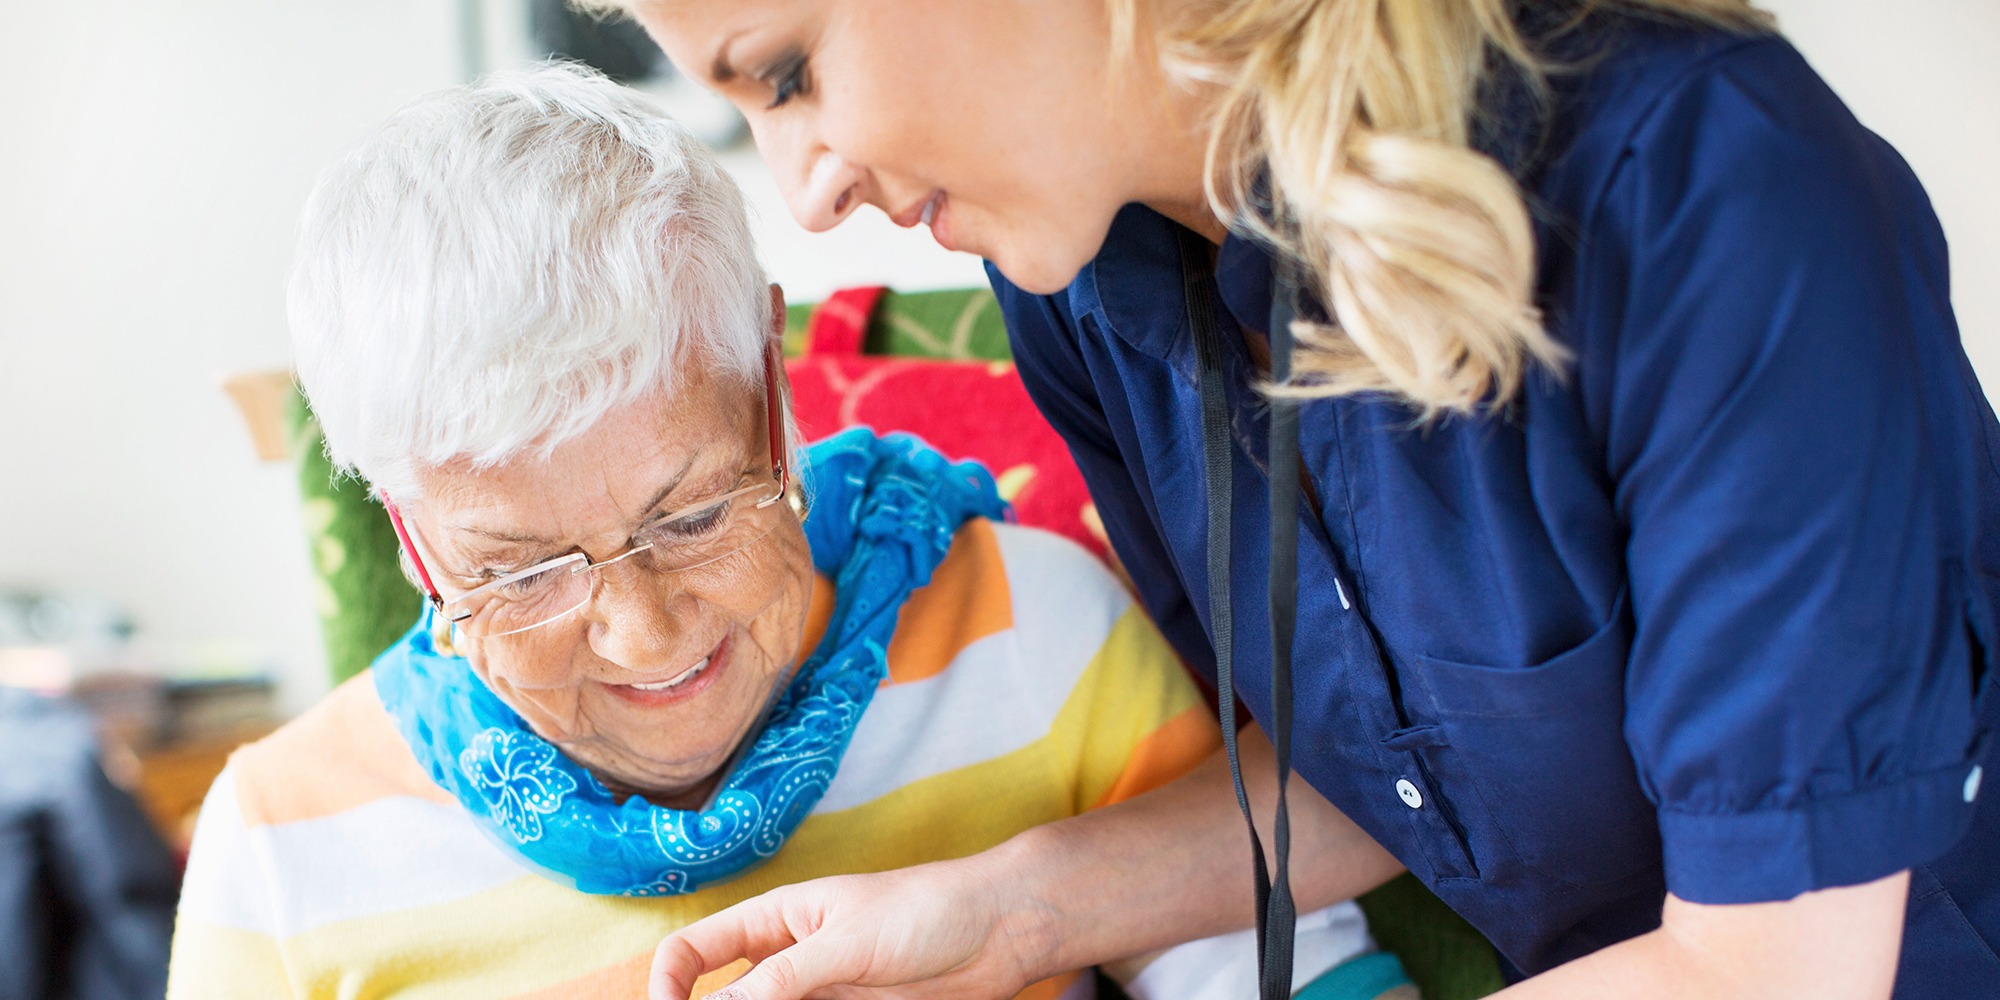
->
xmin=447 ymin=479 xmax=789 ymax=638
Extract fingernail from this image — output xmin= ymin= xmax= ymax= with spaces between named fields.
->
xmin=703 ymin=990 xmax=750 ymax=1000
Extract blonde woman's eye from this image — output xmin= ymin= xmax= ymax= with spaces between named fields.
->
xmin=763 ymin=51 xmax=810 ymax=110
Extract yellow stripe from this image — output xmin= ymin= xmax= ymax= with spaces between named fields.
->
xmin=167 ymin=922 xmax=296 ymax=1000
xmin=1055 ymin=607 xmax=1208 ymax=812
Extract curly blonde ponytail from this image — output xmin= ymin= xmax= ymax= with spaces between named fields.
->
xmin=1137 ymin=0 xmax=1770 ymax=414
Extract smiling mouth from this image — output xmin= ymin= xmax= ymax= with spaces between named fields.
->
xmin=610 ymin=634 xmax=730 ymax=703
xmin=628 ymin=655 xmax=710 ymax=691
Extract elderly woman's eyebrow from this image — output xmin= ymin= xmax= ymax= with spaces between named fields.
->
xmin=446 ymin=454 xmax=711 ymax=547
xmin=454 ymin=524 xmax=554 ymax=544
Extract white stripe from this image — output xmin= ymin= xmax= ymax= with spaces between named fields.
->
xmin=1124 ymin=902 xmax=1375 ymax=1000
xmin=817 ymin=523 xmax=1133 ymax=813
xmin=989 ymin=523 xmax=1136 ymax=720
xmin=175 ymin=768 xmax=281 ymax=934
xmin=244 ymin=795 xmax=531 ymax=936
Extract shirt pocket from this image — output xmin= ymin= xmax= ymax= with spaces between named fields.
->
xmin=1387 ymin=588 xmax=1660 ymax=888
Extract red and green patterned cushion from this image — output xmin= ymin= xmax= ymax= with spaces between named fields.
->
xmin=785 ymin=287 xmax=1105 ymax=561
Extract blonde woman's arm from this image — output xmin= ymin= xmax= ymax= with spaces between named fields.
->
xmin=1495 ymin=874 xmax=1908 ymax=1000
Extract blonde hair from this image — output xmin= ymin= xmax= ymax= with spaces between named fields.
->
xmin=1133 ymin=0 xmax=1771 ymax=414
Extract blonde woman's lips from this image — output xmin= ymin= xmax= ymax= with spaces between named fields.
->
xmin=607 ymin=634 xmax=730 ymax=706
xmin=890 ymin=190 xmax=943 ymax=229
xmin=925 ymin=192 xmax=957 ymax=252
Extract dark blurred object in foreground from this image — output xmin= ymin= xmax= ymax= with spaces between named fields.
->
xmin=0 ymin=689 xmax=176 ymax=1000
xmin=528 ymin=0 xmax=666 ymax=82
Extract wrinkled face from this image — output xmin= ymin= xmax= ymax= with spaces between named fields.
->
xmin=403 ymin=366 xmax=812 ymax=808
xmin=633 ymin=0 xmax=1210 ymax=294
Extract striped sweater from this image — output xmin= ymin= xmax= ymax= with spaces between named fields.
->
xmin=167 ymin=520 xmax=1379 ymax=998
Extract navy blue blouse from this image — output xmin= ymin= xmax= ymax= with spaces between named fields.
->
xmin=990 ymin=16 xmax=1999 ymax=992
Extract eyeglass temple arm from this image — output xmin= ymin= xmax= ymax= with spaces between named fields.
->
xmin=765 ymin=337 xmax=790 ymax=498
xmin=379 ymin=492 xmax=445 ymax=608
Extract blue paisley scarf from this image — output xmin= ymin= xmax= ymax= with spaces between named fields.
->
xmin=372 ymin=428 xmax=1006 ymax=896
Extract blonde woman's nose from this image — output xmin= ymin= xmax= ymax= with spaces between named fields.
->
xmin=786 ymin=150 xmax=867 ymax=232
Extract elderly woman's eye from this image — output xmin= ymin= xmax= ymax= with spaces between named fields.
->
xmin=656 ymin=502 xmax=731 ymax=539
xmin=495 ymin=567 xmax=562 ymax=600
xmin=762 ymin=51 xmax=810 ymax=110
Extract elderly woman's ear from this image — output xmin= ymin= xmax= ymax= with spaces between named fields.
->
xmin=767 ymin=283 xmax=787 ymax=343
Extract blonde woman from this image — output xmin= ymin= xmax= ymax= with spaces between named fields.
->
xmin=628 ymin=2 xmax=2000 ymax=998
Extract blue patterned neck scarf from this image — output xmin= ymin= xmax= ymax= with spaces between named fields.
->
xmin=373 ymin=428 xmax=1006 ymax=896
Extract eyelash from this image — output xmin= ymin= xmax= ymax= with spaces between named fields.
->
xmin=762 ymin=52 xmax=810 ymax=110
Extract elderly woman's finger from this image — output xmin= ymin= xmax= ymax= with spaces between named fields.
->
xmin=648 ymin=895 xmax=823 ymax=1000
xmin=696 ymin=942 xmax=842 ymax=1000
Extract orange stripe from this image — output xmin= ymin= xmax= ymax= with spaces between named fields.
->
xmin=508 ymin=951 xmax=654 ymax=999
xmin=231 ymin=674 xmax=453 ymax=828
xmin=690 ymin=960 xmax=754 ymax=996
xmin=1017 ymin=971 xmax=1086 ymax=1000
xmin=1091 ymin=703 xmax=1222 ymax=810
xmin=882 ymin=519 xmax=1013 ymax=685
xmin=796 ymin=519 xmax=1012 ymax=686
xmin=509 ymin=952 xmax=751 ymax=999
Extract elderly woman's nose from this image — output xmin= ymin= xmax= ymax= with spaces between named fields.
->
xmin=586 ymin=571 xmax=694 ymax=670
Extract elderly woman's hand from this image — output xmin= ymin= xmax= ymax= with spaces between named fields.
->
xmin=649 ymin=847 xmax=1054 ymax=1000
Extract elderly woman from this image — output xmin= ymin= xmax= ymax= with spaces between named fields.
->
xmin=163 ymin=65 xmax=1407 ymax=1000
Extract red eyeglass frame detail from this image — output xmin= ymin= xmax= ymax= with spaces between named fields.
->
xmin=380 ymin=338 xmax=791 ymax=610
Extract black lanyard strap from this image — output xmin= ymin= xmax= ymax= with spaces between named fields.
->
xmin=1181 ymin=228 xmax=1300 ymax=1000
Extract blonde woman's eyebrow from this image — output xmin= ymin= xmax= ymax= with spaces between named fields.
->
xmin=709 ymin=29 xmax=750 ymax=85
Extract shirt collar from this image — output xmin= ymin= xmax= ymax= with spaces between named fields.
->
xmin=1077 ymin=203 xmax=1282 ymax=360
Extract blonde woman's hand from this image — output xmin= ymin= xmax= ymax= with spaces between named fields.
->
xmin=647 ymin=850 xmax=1057 ymax=1000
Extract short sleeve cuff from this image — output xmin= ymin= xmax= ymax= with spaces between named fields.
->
xmin=1658 ymin=758 xmax=1985 ymax=904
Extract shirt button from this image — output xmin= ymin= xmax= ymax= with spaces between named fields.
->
xmin=1396 ymin=778 xmax=1424 ymax=809
xmin=1966 ymin=765 xmax=1984 ymax=804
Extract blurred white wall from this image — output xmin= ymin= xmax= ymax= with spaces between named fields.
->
xmin=0 ymin=0 xmax=1993 ymax=714
xmin=1762 ymin=0 xmax=2000 ymax=402
xmin=0 ymin=1 xmax=465 ymax=711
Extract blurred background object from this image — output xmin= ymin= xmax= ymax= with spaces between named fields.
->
xmin=0 ymin=588 xmax=279 ymax=853
xmin=0 ymin=690 xmax=178 ymax=1000
xmin=525 ymin=0 xmax=748 ymax=147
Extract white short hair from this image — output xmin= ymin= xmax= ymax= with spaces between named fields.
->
xmin=289 ymin=61 xmax=768 ymax=500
